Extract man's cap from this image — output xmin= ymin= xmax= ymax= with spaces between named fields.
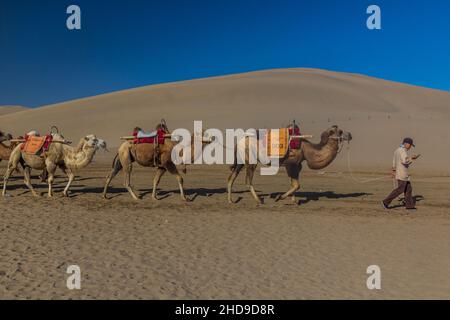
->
xmin=402 ymin=137 xmax=415 ymax=147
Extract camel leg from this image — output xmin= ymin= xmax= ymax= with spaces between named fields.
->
xmin=177 ymin=175 xmax=187 ymax=201
xmin=46 ymin=163 xmax=57 ymax=197
xmin=2 ymin=152 xmax=22 ymax=197
xmin=62 ymin=167 xmax=75 ymax=197
xmin=40 ymin=168 xmax=48 ymax=182
xmin=276 ymin=177 xmax=300 ymax=203
xmin=2 ymin=164 xmax=14 ymax=196
xmin=227 ymin=164 xmax=243 ymax=204
xmin=23 ymin=166 xmax=40 ymax=197
xmin=166 ymin=163 xmax=188 ymax=201
xmin=152 ymin=167 xmax=166 ymax=200
xmin=275 ymin=164 xmax=301 ymax=202
xmin=246 ymin=164 xmax=262 ymax=204
xmin=123 ymin=163 xmax=139 ymax=200
xmin=103 ymin=155 xmax=123 ymax=199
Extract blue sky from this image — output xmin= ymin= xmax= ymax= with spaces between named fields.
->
xmin=0 ymin=0 xmax=449 ymax=107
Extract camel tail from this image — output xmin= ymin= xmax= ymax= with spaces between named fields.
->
xmin=229 ymin=153 xmax=238 ymax=171
xmin=111 ymin=153 xmax=123 ymax=172
xmin=245 ymin=168 xmax=251 ymax=185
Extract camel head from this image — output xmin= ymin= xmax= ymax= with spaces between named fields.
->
xmin=0 ymin=131 xmax=13 ymax=143
xmin=321 ymin=125 xmax=352 ymax=144
xmin=79 ymin=134 xmax=107 ymax=151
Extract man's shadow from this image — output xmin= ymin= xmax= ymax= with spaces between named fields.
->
xmin=270 ymin=190 xmax=372 ymax=205
xmin=390 ymin=195 xmax=424 ymax=209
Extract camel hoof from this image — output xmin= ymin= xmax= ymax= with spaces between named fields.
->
xmin=128 ymin=193 xmax=140 ymax=200
xmin=254 ymin=198 xmax=263 ymax=205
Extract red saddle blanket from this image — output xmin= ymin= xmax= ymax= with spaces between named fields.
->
xmin=132 ymin=129 xmax=166 ymax=145
xmin=21 ymin=134 xmax=53 ymax=154
xmin=288 ymin=127 xmax=302 ymax=149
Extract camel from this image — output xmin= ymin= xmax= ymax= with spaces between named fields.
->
xmin=227 ymin=125 xmax=352 ymax=204
xmin=3 ymin=134 xmax=107 ymax=197
xmin=0 ymin=133 xmax=49 ymax=180
xmin=0 ymin=131 xmax=14 ymax=162
xmin=102 ymin=129 xmax=210 ymax=201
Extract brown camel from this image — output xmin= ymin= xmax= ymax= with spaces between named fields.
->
xmin=227 ymin=125 xmax=352 ymax=204
xmin=3 ymin=133 xmax=107 ymax=197
xmin=0 ymin=131 xmax=14 ymax=161
xmin=102 ymin=130 xmax=210 ymax=201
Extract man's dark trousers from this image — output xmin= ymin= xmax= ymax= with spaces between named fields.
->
xmin=383 ymin=180 xmax=415 ymax=209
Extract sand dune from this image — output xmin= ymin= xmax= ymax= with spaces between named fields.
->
xmin=0 ymin=105 xmax=28 ymax=116
xmin=0 ymin=68 xmax=449 ymax=172
xmin=1 ymin=69 xmax=449 ymax=300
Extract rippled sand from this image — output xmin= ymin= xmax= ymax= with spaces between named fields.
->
xmin=1 ymin=163 xmax=449 ymax=299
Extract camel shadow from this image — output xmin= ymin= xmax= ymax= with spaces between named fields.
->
xmin=186 ymin=187 xmax=228 ymax=201
xmin=389 ymin=195 xmax=424 ymax=209
xmin=185 ymin=188 xmax=253 ymax=202
xmin=75 ymin=176 xmax=104 ymax=182
xmin=68 ymin=186 xmax=124 ymax=199
xmin=269 ymin=191 xmax=372 ymax=205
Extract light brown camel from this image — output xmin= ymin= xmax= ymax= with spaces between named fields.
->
xmin=0 ymin=133 xmax=49 ymax=179
xmin=102 ymin=131 xmax=210 ymax=201
xmin=3 ymin=134 xmax=107 ymax=197
xmin=0 ymin=131 xmax=14 ymax=161
xmin=227 ymin=125 xmax=352 ymax=204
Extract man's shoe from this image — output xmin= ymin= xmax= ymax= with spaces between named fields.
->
xmin=381 ymin=201 xmax=389 ymax=210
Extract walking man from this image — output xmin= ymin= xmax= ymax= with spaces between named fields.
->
xmin=382 ymin=137 xmax=420 ymax=211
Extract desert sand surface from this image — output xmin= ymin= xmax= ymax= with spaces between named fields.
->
xmin=0 ymin=69 xmax=449 ymax=299
xmin=0 ymin=162 xmax=449 ymax=299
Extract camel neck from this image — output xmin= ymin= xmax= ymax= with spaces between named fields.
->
xmin=64 ymin=146 xmax=97 ymax=169
xmin=302 ymin=137 xmax=340 ymax=170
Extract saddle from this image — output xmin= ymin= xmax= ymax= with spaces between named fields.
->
xmin=132 ymin=128 xmax=166 ymax=145
xmin=266 ymin=128 xmax=290 ymax=158
xmin=21 ymin=134 xmax=53 ymax=155
xmin=131 ymin=119 xmax=170 ymax=166
xmin=265 ymin=124 xmax=302 ymax=158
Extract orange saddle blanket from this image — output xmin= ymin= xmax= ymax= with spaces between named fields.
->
xmin=266 ymin=128 xmax=289 ymax=158
xmin=21 ymin=135 xmax=53 ymax=155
